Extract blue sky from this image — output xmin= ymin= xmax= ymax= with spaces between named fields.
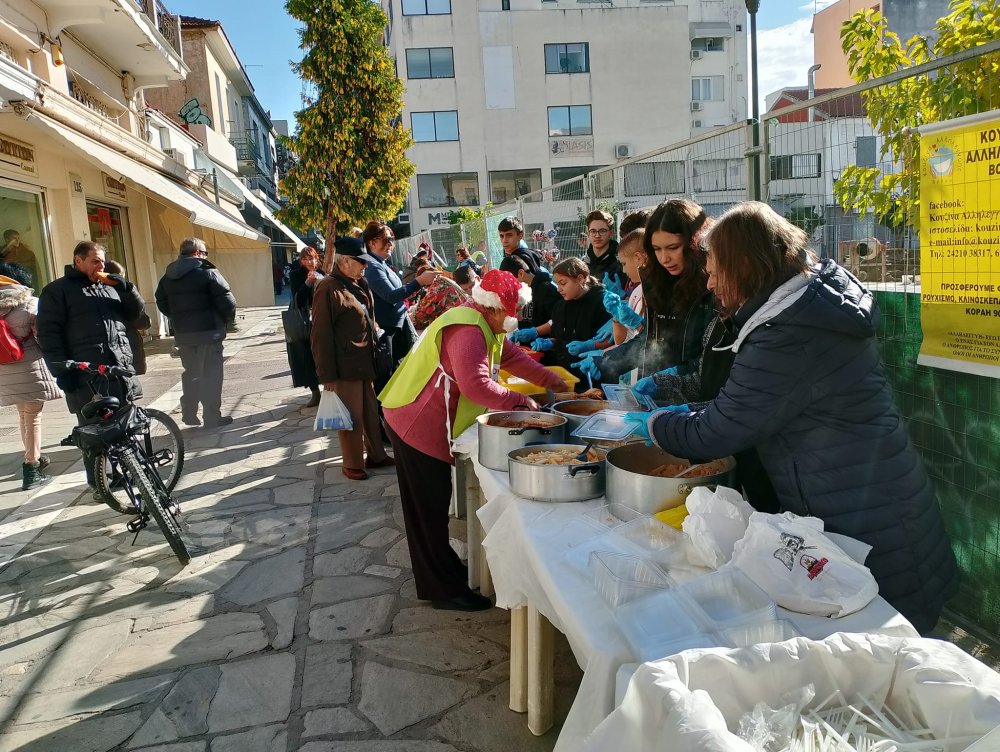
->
xmin=166 ymin=0 xmax=832 ymax=128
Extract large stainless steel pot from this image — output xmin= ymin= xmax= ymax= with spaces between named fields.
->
xmin=605 ymin=444 xmax=735 ymax=514
xmin=477 ymin=412 xmax=567 ymax=471
xmin=507 ymin=444 xmax=606 ymax=502
xmin=551 ymin=399 xmax=611 ymax=441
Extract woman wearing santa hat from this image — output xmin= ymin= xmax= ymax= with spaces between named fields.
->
xmin=380 ymin=269 xmax=569 ymax=611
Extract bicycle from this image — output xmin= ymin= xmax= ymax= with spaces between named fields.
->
xmin=64 ymin=361 xmax=191 ymax=565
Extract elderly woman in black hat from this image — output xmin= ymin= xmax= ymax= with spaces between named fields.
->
xmin=311 ymin=237 xmax=393 ymax=480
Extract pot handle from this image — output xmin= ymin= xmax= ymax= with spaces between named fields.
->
xmin=568 ymin=462 xmax=601 ymax=477
xmin=677 ymin=483 xmax=692 ymax=496
xmin=507 ymin=426 xmax=553 ymax=437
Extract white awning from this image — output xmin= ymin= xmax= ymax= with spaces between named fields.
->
xmin=232 ymin=178 xmax=307 ymax=252
xmin=30 ymin=113 xmax=268 ymax=242
xmin=690 ymin=22 xmax=733 ymax=39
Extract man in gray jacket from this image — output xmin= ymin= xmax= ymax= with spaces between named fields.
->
xmin=155 ymin=237 xmax=237 ymax=428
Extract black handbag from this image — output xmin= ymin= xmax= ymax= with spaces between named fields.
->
xmin=281 ymin=299 xmax=311 ymax=343
xmin=373 ymin=328 xmax=394 ymax=380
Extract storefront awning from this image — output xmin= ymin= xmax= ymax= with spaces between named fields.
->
xmin=233 ymin=179 xmax=307 ymax=252
xmin=30 ymin=114 xmax=269 ymax=243
xmin=690 ymin=22 xmax=733 ymax=39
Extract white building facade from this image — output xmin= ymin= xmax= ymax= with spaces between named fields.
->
xmin=383 ymin=0 xmax=749 ymax=235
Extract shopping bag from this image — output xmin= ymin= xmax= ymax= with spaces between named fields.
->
xmin=681 ymin=485 xmax=755 ymax=569
xmin=313 ymin=389 xmax=353 ymax=431
xmin=730 ymin=511 xmax=879 ymax=617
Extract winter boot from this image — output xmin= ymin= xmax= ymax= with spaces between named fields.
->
xmin=22 ymin=463 xmax=51 ymax=491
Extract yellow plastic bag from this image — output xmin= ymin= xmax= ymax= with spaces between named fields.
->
xmin=654 ymin=504 xmax=689 ymax=530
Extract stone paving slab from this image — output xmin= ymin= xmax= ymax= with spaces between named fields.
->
xmin=0 ymin=307 xmax=579 ymax=752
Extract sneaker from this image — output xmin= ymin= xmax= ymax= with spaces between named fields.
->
xmin=181 ymin=415 xmax=201 ymax=427
xmin=22 ymin=463 xmax=51 ymax=491
xmin=37 ymin=454 xmax=51 ymax=471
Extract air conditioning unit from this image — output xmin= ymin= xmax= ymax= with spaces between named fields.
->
xmin=690 ymin=101 xmax=703 ymax=112
xmin=692 ymin=120 xmax=703 ymax=129
xmin=163 ymin=147 xmax=186 ymax=167
xmin=615 ymin=143 xmax=635 ymax=159
xmin=396 ymin=212 xmax=411 ymax=225
xmin=690 ymin=50 xmax=703 ymax=60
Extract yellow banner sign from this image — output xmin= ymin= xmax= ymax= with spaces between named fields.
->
xmin=918 ymin=111 xmax=1000 ymax=379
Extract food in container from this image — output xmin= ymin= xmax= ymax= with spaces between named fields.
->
xmin=507 ymin=443 xmax=606 ymax=502
xmin=476 ymin=411 xmax=567 ymax=471
xmin=518 ymin=447 xmax=604 ymax=465
xmin=605 ymin=444 xmax=735 ymax=515
xmin=647 ymin=460 xmax=729 ymax=478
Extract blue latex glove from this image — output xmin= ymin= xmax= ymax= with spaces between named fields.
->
xmin=602 ymin=288 xmax=622 ymax=314
xmin=595 ymin=319 xmax=615 ymax=344
xmin=612 ymin=300 xmax=644 ymax=330
xmin=531 ymin=337 xmax=554 ymax=352
xmin=510 ymin=327 xmax=538 ymax=344
xmin=632 ymin=376 xmax=657 ymax=397
xmin=572 ymin=354 xmax=602 ymax=381
xmin=603 ymin=273 xmax=626 ymax=299
xmin=622 ymin=411 xmax=653 ymax=442
xmin=567 ymin=339 xmax=597 ymax=356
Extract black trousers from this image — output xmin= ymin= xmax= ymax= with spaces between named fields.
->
xmin=388 ymin=427 xmax=470 ymax=601
xmin=178 ymin=342 xmax=224 ymax=422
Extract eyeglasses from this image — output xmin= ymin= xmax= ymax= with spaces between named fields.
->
xmin=588 ymin=228 xmax=611 ymax=236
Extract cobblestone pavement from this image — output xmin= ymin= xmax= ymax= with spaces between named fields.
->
xmin=0 ymin=307 xmax=581 ymax=752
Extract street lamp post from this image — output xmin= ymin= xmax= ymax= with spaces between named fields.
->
xmin=746 ymin=0 xmax=762 ymax=201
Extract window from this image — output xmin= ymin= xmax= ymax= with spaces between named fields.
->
xmin=489 ymin=169 xmax=542 ymax=203
xmin=856 ymin=136 xmax=877 ymax=167
xmin=691 ymin=37 xmax=725 ymax=52
xmin=417 ymin=172 xmax=479 ymax=207
xmin=0 ymin=184 xmax=53 ymax=289
xmin=411 ymin=111 xmax=459 ymax=142
xmin=87 ymin=203 xmax=131 ymax=276
xmin=691 ymin=76 xmax=724 ymax=101
xmin=544 ymin=43 xmax=589 ymax=74
xmin=693 ymin=159 xmax=744 ymax=191
xmin=405 ymin=47 xmax=454 ymax=79
xmin=769 ymin=154 xmax=822 ymax=180
xmin=547 ymin=105 xmax=592 ymax=136
xmin=402 ymin=0 xmax=451 ymax=14
xmin=551 ymin=166 xmax=613 ymax=201
xmin=623 ymin=161 xmax=685 ymax=196
xmin=502 ymin=0 xmax=510 ymax=8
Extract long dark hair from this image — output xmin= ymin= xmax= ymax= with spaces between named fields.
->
xmin=641 ymin=199 xmax=709 ymax=318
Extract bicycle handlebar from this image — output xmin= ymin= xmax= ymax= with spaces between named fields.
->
xmin=60 ymin=360 xmax=136 ymax=378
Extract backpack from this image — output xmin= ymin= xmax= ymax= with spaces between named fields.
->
xmin=0 ymin=310 xmax=25 ymax=363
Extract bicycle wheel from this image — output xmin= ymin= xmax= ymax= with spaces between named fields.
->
xmin=96 ymin=408 xmax=185 ymax=510
xmin=120 ymin=448 xmax=190 ymax=565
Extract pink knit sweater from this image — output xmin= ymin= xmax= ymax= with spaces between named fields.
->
xmin=384 ymin=324 xmax=567 ymax=464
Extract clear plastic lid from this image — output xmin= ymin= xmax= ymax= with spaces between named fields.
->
xmin=602 ymin=384 xmax=641 ymax=410
xmin=571 ymin=409 xmax=639 ymax=441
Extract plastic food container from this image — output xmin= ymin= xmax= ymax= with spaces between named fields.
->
xmin=679 ymin=568 xmax=776 ymax=628
xmin=610 ymin=515 xmax=685 ymax=564
xmin=571 ymin=410 xmax=636 ymax=442
xmin=615 ymin=589 xmax=709 ymax=661
xmin=590 ymin=551 xmax=671 ymax=607
xmin=721 ymin=619 xmax=802 ymax=648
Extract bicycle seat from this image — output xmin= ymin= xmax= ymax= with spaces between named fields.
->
xmin=80 ymin=397 xmax=121 ymax=420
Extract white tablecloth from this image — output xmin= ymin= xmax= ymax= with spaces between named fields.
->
xmin=469 ymin=434 xmax=919 ymax=751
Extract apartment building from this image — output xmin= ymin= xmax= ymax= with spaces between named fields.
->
xmin=145 ymin=16 xmax=305 ymax=265
xmin=383 ymin=0 xmax=749 ymax=236
xmin=0 ymin=0 xmax=279 ymax=310
xmin=812 ymin=0 xmax=951 ymax=89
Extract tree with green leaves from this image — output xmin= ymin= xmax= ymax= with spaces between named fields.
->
xmin=834 ymin=0 xmax=1000 ymax=230
xmin=279 ymin=0 xmax=414 ymax=272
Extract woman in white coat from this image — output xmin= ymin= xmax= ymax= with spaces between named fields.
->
xmin=0 ymin=262 xmax=63 ymax=490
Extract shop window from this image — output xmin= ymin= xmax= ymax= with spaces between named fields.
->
xmin=0 ymin=184 xmax=52 ymax=290
xmin=86 ymin=203 xmax=131 ymax=275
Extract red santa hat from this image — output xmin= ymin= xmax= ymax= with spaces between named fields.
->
xmin=472 ymin=269 xmax=531 ymax=332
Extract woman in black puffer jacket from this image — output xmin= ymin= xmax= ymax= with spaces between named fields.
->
xmin=642 ymin=201 xmax=956 ymax=634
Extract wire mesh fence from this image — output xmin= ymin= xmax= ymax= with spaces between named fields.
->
xmin=386 ymin=40 xmax=1000 ymax=635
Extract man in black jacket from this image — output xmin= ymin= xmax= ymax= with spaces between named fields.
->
xmin=37 ymin=241 xmax=146 ymax=496
xmin=155 ymin=237 xmax=237 ymax=428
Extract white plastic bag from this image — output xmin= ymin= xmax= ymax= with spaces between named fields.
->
xmin=731 ymin=512 xmax=878 ymax=617
xmin=313 ymin=389 xmax=353 ymax=431
xmin=681 ymin=486 xmax=755 ymax=569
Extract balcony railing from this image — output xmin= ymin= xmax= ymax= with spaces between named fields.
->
xmin=133 ymin=0 xmax=182 ymax=59
xmin=230 ymin=128 xmax=261 ymax=165
xmin=241 ymin=174 xmax=278 ymax=199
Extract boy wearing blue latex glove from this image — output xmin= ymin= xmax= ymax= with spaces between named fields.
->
xmin=510 ymin=327 xmax=537 ymax=344
xmin=530 ymin=337 xmax=554 ymax=352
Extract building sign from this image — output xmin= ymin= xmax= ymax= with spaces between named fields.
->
xmin=102 ymin=172 xmax=128 ymax=201
xmin=550 ymin=136 xmax=594 ymax=157
xmin=69 ymin=172 xmax=84 ymax=197
xmin=918 ymin=110 xmax=1000 ymax=379
xmin=0 ymin=133 xmax=37 ymax=177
